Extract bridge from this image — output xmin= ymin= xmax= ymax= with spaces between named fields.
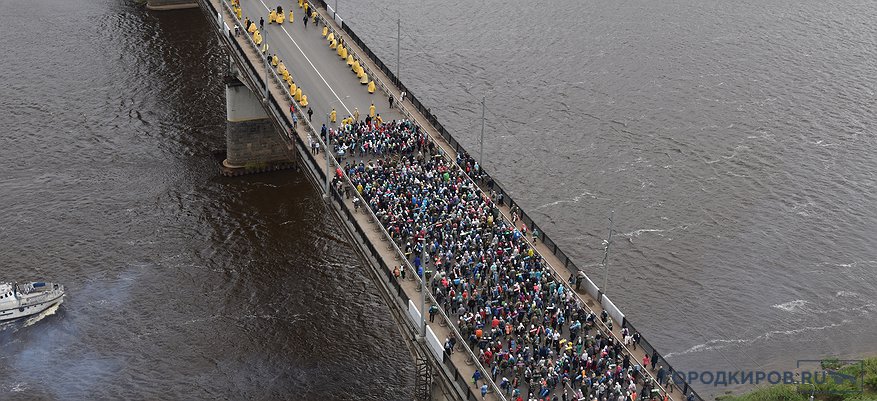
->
xmin=162 ymin=0 xmax=707 ymax=399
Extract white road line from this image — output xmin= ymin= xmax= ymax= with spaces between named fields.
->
xmin=254 ymin=0 xmax=353 ymax=117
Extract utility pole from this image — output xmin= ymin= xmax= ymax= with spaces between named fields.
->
xmin=334 ymin=0 xmax=338 ymax=19
xmin=419 ymin=237 xmax=427 ymax=337
xmin=324 ymin=113 xmax=330 ymax=195
xmin=262 ymin=29 xmax=269 ymax=100
xmin=601 ymin=210 xmax=615 ymax=294
xmin=479 ymin=96 xmax=485 ymax=169
xmin=396 ymin=14 xmax=400 ymax=80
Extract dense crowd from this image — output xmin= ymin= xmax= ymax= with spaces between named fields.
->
xmin=328 ymin=121 xmax=671 ymax=401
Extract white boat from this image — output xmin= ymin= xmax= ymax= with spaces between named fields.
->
xmin=0 ymin=282 xmax=65 ymax=322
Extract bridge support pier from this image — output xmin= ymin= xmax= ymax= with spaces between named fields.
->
xmin=221 ymin=76 xmax=294 ymax=176
xmin=146 ymin=0 xmax=198 ymax=10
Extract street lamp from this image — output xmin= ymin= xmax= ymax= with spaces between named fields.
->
xmin=323 ymin=96 xmax=350 ymax=196
xmin=262 ymin=29 xmax=269 ymax=100
xmin=478 ymin=96 xmax=485 ymax=171
xmin=601 ymin=210 xmax=615 ymax=295
xmin=417 ymin=217 xmax=453 ymax=338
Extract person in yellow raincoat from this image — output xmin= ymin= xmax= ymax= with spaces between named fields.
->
xmin=322 ymin=26 xmax=328 ymax=37
xmin=359 ymin=72 xmax=369 ymax=85
xmin=303 ymin=2 xmax=309 ymax=15
xmin=375 ymin=114 xmax=382 ymax=125
xmin=369 ymin=103 xmax=375 ymax=118
xmin=330 ymin=108 xmax=336 ymax=123
xmin=288 ymin=10 xmax=294 ymax=24
xmin=289 ymin=81 xmax=297 ymax=96
xmin=268 ymin=10 xmax=276 ymax=23
xmin=300 ymin=94 xmax=308 ymax=107
xmin=248 ymin=22 xmax=257 ymax=34
xmin=327 ymin=32 xmax=334 ymax=43
xmin=275 ymin=9 xmax=285 ymax=23
xmin=234 ymin=6 xmax=242 ymax=19
xmin=367 ymin=80 xmax=375 ymax=94
xmin=297 ymin=0 xmax=303 ymax=8
xmin=253 ymin=31 xmax=263 ymax=46
xmin=330 ymin=39 xmax=337 ymax=50
xmin=271 ymin=54 xmax=279 ymax=67
xmin=311 ymin=11 xmax=317 ymax=23
xmin=294 ymin=87 xmax=302 ymax=102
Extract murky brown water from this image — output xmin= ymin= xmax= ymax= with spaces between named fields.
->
xmin=0 ymin=1 xmax=412 ymax=399
xmin=1 ymin=0 xmax=875 ymax=399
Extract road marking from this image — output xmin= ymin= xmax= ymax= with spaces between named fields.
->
xmin=253 ymin=0 xmax=353 ymax=117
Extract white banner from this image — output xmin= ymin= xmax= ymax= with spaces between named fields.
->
xmin=601 ymin=295 xmax=625 ymax=327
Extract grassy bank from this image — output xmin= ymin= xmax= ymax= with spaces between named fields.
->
xmin=715 ymin=358 xmax=877 ymax=401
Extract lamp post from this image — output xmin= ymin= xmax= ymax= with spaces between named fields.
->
xmin=419 ymin=236 xmax=428 ymax=337
xmin=262 ymin=29 xmax=268 ymax=100
xmin=323 ymin=96 xmax=350 ymax=197
xmin=478 ymin=96 xmax=485 ymax=171
xmin=324 ymin=111 xmax=331 ymax=194
xmin=601 ymin=210 xmax=615 ymax=295
xmin=418 ymin=217 xmax=453 ymax=338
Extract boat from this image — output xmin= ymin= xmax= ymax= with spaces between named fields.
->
xmin=0 ymin=282 xmax=65 ymax=322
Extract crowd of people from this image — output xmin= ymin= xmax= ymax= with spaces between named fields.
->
xmin=324 ymin=120 xmax=672 ymax=401
xmin=225 ymin=1 xmax=675 ymax=399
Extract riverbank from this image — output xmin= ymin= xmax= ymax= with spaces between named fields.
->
xmin=715 ymin=358 xmax=877 ymax=401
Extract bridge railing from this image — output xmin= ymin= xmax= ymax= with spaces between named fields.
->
xmin=305 ymin=5 xmax=704 ymax=401
xmin=302 ymin=10 xmax=690 ymax=401
xmin=213 ymin=2 xmax=506 ymax=399
xmin=207 ymin=1 xmax=701 ymax=399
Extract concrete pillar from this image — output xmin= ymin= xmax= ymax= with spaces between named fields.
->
xmin=223 ymin=78 xmax=291 ymax=171
xmin=146 ymin=0 xmax=198 ymax=10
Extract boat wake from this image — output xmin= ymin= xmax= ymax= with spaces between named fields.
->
xmin=23 ymin=299 xmax=63 ymax=328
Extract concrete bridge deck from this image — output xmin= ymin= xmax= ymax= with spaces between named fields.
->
xmin=198 ymin=0 xmax=701 ymax=399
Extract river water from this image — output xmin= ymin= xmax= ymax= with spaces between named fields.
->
xmin=340 ymin=0 xmax=877 ymax=394
xmin=0 ymin=0 xmax=874 ymax=399
xmin=0 ymin=0 xmax=412 ymax=399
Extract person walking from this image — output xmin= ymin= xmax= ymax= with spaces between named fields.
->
xmin=353 ymin=107 xmax=360 ymax=121
xmin=302 ymin=13 xmax=308 ymax=27
xmin=330 ymin=108 xmax=336 ymax=124
xmin=369 ymin=102 xmax=375 ymax=118
xmin=307 ymin=107 xmax=313 ymax=121
xmin=429 ymin=304 xmax=438 ymax=323
xmin=259 ymin=17 xmax=264 ymax=30
xmin=388 ymin=94 xmax=394 ymax=109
